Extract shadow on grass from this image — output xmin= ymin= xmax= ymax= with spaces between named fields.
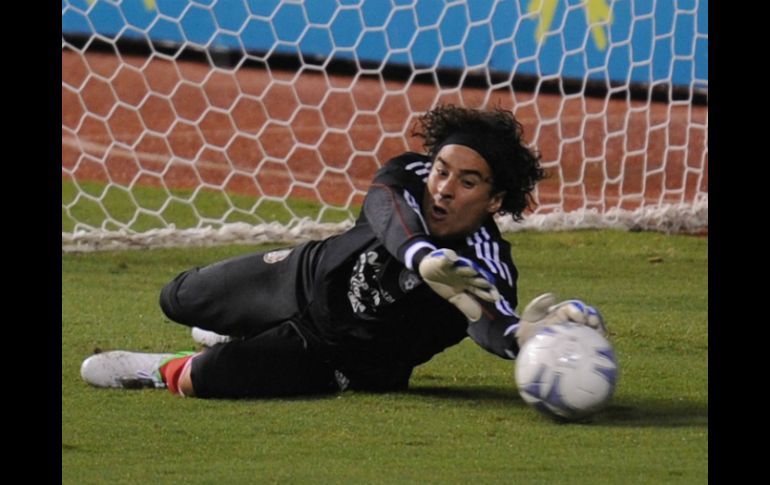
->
xmin=405 ymin=386 xmax=707 ymax=428
xmin=595 ymin=397 xmax=708 ymax=428
xmin=405 ymin=385 xmax=521 ymax=409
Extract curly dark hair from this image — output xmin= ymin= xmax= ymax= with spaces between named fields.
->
xmin=412 ymin=104 xmax=545 ymax=221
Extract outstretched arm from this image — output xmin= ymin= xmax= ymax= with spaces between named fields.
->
xmin=418 ymin=246 xmax=523 ymax=359
xmin=418 ymin=248 xmax=501 ymax=321
xmin=466 ymin=293 xmax=609 ymax=360
xmin=362 ymin=155 xmax=437 ymax=270
xmin=466 ymin=310 xmax=520 ymax=359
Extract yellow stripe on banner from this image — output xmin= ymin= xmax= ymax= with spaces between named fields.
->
xmin=527 ymin=0 xmax=612 ymax=51
xmin=585 ymin=0 xmax=613 ymax=51
xmin=527 ymin=0 xmax=559 ymax=46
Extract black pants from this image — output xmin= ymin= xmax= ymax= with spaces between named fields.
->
xmin=187 ymin=321 xmax=340 ymax=398
xmin=160 ymin=245 xmax=308 ymax=338
xmin=159 ymin=244 xmax=410 ymax=398
xmin=159 ymin=245 xmax=337 ymax=398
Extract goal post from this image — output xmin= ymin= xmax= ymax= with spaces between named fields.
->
xmin=62 ymin=0 xmax=708 ymax=252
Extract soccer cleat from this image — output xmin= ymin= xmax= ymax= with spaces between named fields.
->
xmin=191 ymin=327 xmax=233 ymax=347
xmin=80 ymin=350 xmax=179 ymax=389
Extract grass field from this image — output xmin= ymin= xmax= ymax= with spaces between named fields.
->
xmin=62 ymin=230 xmax=707 ymax=483
xmin=62 ymin=180 xmax=353 ymax=233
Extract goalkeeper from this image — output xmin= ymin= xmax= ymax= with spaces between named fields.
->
xmin=81 ymin=104 xmax=606 ymax=398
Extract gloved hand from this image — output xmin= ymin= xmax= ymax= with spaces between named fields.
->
xmin=515 ymin=292 xmax=607 ymax=347
xmin=418 ymin=248 xmax=500 ymax=322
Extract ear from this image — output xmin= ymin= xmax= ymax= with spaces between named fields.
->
xmin=487 ymin=191 xmax=505 ymax=213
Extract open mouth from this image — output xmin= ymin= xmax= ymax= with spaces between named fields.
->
xmin=431 ymin=204 xmax=448 ymax=219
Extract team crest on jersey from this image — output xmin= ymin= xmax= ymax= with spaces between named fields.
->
xmin=399 ymin=268 xmax=422 ymax=292
xmin=263 ymin=248 xmax=292 ymax=264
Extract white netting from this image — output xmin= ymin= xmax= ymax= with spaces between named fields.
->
xmin=62 ymin=0 xmax=708 ymax=252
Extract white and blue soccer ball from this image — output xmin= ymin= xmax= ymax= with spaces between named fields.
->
xmin=514 ymin=322 xmax=618 ymax=421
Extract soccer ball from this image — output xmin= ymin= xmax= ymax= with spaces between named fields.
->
xmin=514 ymin=322 xmax=618 ymax=421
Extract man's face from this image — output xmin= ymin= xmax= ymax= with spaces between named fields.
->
xmin=422 ymin=144 xmax=504 ymax=240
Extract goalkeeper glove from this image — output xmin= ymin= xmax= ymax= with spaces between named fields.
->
xmin=515 ymin=292 xmax=607 ymax=347
xmin=418 ymin=248 xmax=500 ymax=322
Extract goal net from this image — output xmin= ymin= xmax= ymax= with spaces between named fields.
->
xmin=62 ymin=0 xmax=708 ymax=252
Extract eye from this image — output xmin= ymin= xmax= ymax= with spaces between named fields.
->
xmin=460 ymin=178 xmax=478 ymax=189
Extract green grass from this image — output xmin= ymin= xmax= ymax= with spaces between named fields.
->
xmin=62 ymin=180 xmax=353 ymax=232
xmin=62 ymin=230 xmax=707 ymax=484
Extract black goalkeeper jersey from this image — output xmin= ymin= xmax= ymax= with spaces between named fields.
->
xmin=292 ymin=153 xmax=521 ymax=371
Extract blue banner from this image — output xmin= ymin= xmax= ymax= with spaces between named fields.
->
xmin=62 ymin=0 xmax=707 ymax=89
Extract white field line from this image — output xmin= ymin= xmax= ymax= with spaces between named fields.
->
xmin=63 ymin=135 xmax=374 ymax=187
xmin=62 ymin=135 xmax=691 ymax=205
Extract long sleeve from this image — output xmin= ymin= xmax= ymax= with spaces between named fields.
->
xmin=362 ymin=153 xmax=437 ymax=270
xmin=460 ymin=225 xmax=522 ymax=360
xmin=466 ymin=305 xmax=520 ymax=359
